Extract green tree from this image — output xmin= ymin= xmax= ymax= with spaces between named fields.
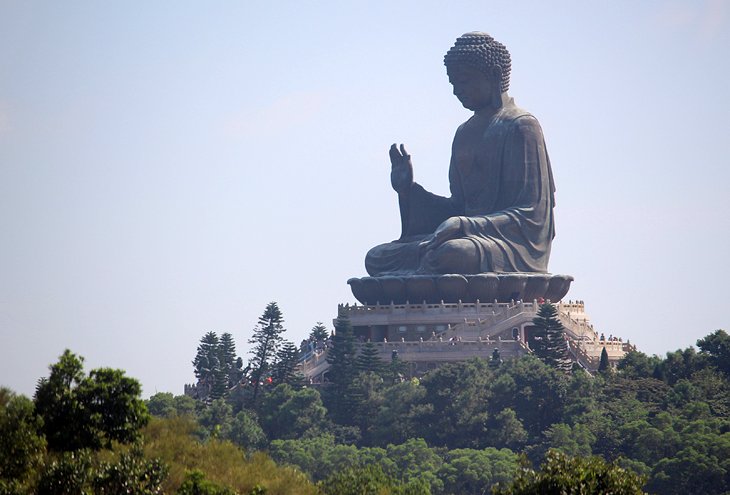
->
xmin=489 ymin=408 xmax=528 ymax=450
xmin=540 ymin=423 xmax=595 ymax=458
xmin=93 ymin=445 xmax=168 ymax=495
xmin=147 ymin=393 xmax=197 ymax=418
xmin=653 ymin=347 xmax=705 ymax=385
xmin=248 ymin=302 xmax=286 ymax=405
xmin=258 ymin=384 xmax=327 ymax=440
xmin=353 ymin=372 xmax=386 ymax=445
xmin=489 ymin=356 xmax=568 ymax=444
xmin=176 ymin=469 xmax=236 ymax=495
xmin=78 ymin=368 xmax=150 ymax=447
xmin=643 ymin=416 xmax=730 ymax=495
xmin=309 ymin=322 xmax=330 ymax=342
xmin=270 ymin=340 xmax=301 ymax=387
xmin=356 ymin=341 xmax=386 ymax=375
xmin=369 ymin=379 xmax=428 ymax=446
xmin=0 ymin=390 xmax=46 ymax=490
xmin=697 ymin=329 xmax=730 ymax=376
xmin=386 ymin=438 xmax=443 ymax=493
xmin=143 ymin=416 xmax=317 ymax=494
xmin=324 ymin=308 xmax=360 ymax=425
xmin=598 ymin=346 xmax=611 ymax=373
xmin=227 ymin=410 xmax=268 ymax=451
xmin=493 ymin=449 xmax=646 ymax=495
xmin=193 ymin=332 xmax=228 ymax=401
xmin=148 ymin=392 xmax=177 ymax=418
xmin=219 ymin=332 xmax=244 ymax=389
xmin=34 ymin=349 xmax=88 ymax=451
xmin=531 ymin=304 xmax=572 ymax=373
xmin=269 ymin=434 xmax=359 ymax=482
xmin=437 ymin=447 xmax=518 ymax=495
xmin=36 ymin=447 xmax=167 ymax=495
xmin=418 ymin=359 xmax=493 ymax=448
xmin=319 ymin=464 xmax=429 ymax=495
xmin=34 ymin=350 xmax=149 ymax=452
xmin=197 ymin=398 xmax=234 ymax=440
xmin=36 ymin=449 xmax=94 ymax=495
xmin=617 ymin=351 xmax=662 ymax=379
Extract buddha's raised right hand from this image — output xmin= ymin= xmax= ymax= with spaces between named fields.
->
xmin=389 ymin=143 xmax=413 ymax=194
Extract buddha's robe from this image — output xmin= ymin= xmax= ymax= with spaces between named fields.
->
xmin=365 ymin=99 xmax=555 ymax=276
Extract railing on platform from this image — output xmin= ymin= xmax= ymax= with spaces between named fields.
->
xmin=344 ymin=300 xmax=538 ymax=316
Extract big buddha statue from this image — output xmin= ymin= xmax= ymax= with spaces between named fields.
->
xmin=351 ymin=32 xmax=571 ymax=304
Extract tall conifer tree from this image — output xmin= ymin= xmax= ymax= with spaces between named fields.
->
xmin=248 ymin=302 xmax=285 ymax=404
xmin=192 ymin=331 xmax=228 ymax=401
xmin=309 ymin=322 xmax=330 ymax=342
xmin=356 ymin=341 xmax=386 ymax=375
xmin=598 ymin=346 xmax=611 ymax=374
xmin=532 ymin=303 xmax=573 ymax=373
xmin=219 ymin=332 xmax=244 ymax=388
xmin=271 ymin=340 xmax=302 ymax=387
xmin=325 ymin=307 xmax=360 ymax=424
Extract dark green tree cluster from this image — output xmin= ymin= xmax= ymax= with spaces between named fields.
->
xmin=192 ymin=331 xmax=244 ymax=402
xmin=492 ymin=449 xmax=645 ymax=495
xmin=182 ymin=303 xmax=320 ymax=450
xmin=0 ymin=350 xmax=164 ymax=494
xmin=175 ymin=307 xmax=730 ymax=494
xmin=34 ymin=350 xmax=150 ymax=452
xmin=206 ymin=322 xmax=730 ymax=494
xmin=190 ymin=302 xmax=304 ymax=417
xmin=1 ymin=351 xmax=319 ymax=495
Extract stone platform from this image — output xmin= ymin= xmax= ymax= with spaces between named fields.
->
xmin=347 ymin=273 xmax=573 ymax=305
xmin=299 ymin=300 xmax=633 ymax=383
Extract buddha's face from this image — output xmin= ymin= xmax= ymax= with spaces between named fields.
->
xmin=447 ymin=64 xmax=496 ymax=111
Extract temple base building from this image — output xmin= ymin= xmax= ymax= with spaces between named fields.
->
xmin=300 ymin=299 xmax=634 ymax=383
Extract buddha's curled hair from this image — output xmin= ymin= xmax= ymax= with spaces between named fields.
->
xmin=444 ymin=32 xmax=512 ymax=93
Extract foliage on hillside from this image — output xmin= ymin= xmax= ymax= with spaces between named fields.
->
xmin=143 ymin=416 xmax=317 ymax=494
xmin=174 ymin=315 xmax=730 ymax=495
xmin=0 ymin=350 xmax=317 ymax=495
xmin=3 ymin=302 xmax=729 ymax=494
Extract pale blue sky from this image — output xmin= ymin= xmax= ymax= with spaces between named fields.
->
xmin=1 ymin=1 xmax=729 ymax=397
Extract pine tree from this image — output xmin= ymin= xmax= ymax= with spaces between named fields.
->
xmin=356 ymin=341 xmax=386 ymax=375
xmin=598 ymin=346 xmax=611 ymax=374
xmin=309 ymin=322 xmax=330 ymax=342
xmin=193 ymin=332 xmax=219 ymax=380
xmin=219 ymin=332 xmax=243 ymax=388
xmin=325 ymin=307 xmax=360 ymax=424
xmin=532 ymin=303 xmax=573 ymax=373
xmin=271 ymin=340 xmax=301 ymax=386
xmin=248 ymin=302 xmax=285 ymax=405
xmin=192 ymin=332 xmax=227 ymax=401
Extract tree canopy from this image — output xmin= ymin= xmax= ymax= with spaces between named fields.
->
xmin=34 ymin=350 xmax=149 ymax=452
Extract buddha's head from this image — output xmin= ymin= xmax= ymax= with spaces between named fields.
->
xmin=444 ymin=32 xmax=511 ymax=112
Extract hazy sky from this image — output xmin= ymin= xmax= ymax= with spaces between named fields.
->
xmin=1 ymin=1 xmax=729 ymax=398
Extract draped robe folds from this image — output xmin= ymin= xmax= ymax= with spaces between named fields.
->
xmin=365 ymin=99 xmax=555 ymax=276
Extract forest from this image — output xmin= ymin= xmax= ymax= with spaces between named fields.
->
xmin=1 ymin=301 xmax=729 ymax=494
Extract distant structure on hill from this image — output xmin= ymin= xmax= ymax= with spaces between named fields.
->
xmin=300 ymin=300 xmax=634 ymax=383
